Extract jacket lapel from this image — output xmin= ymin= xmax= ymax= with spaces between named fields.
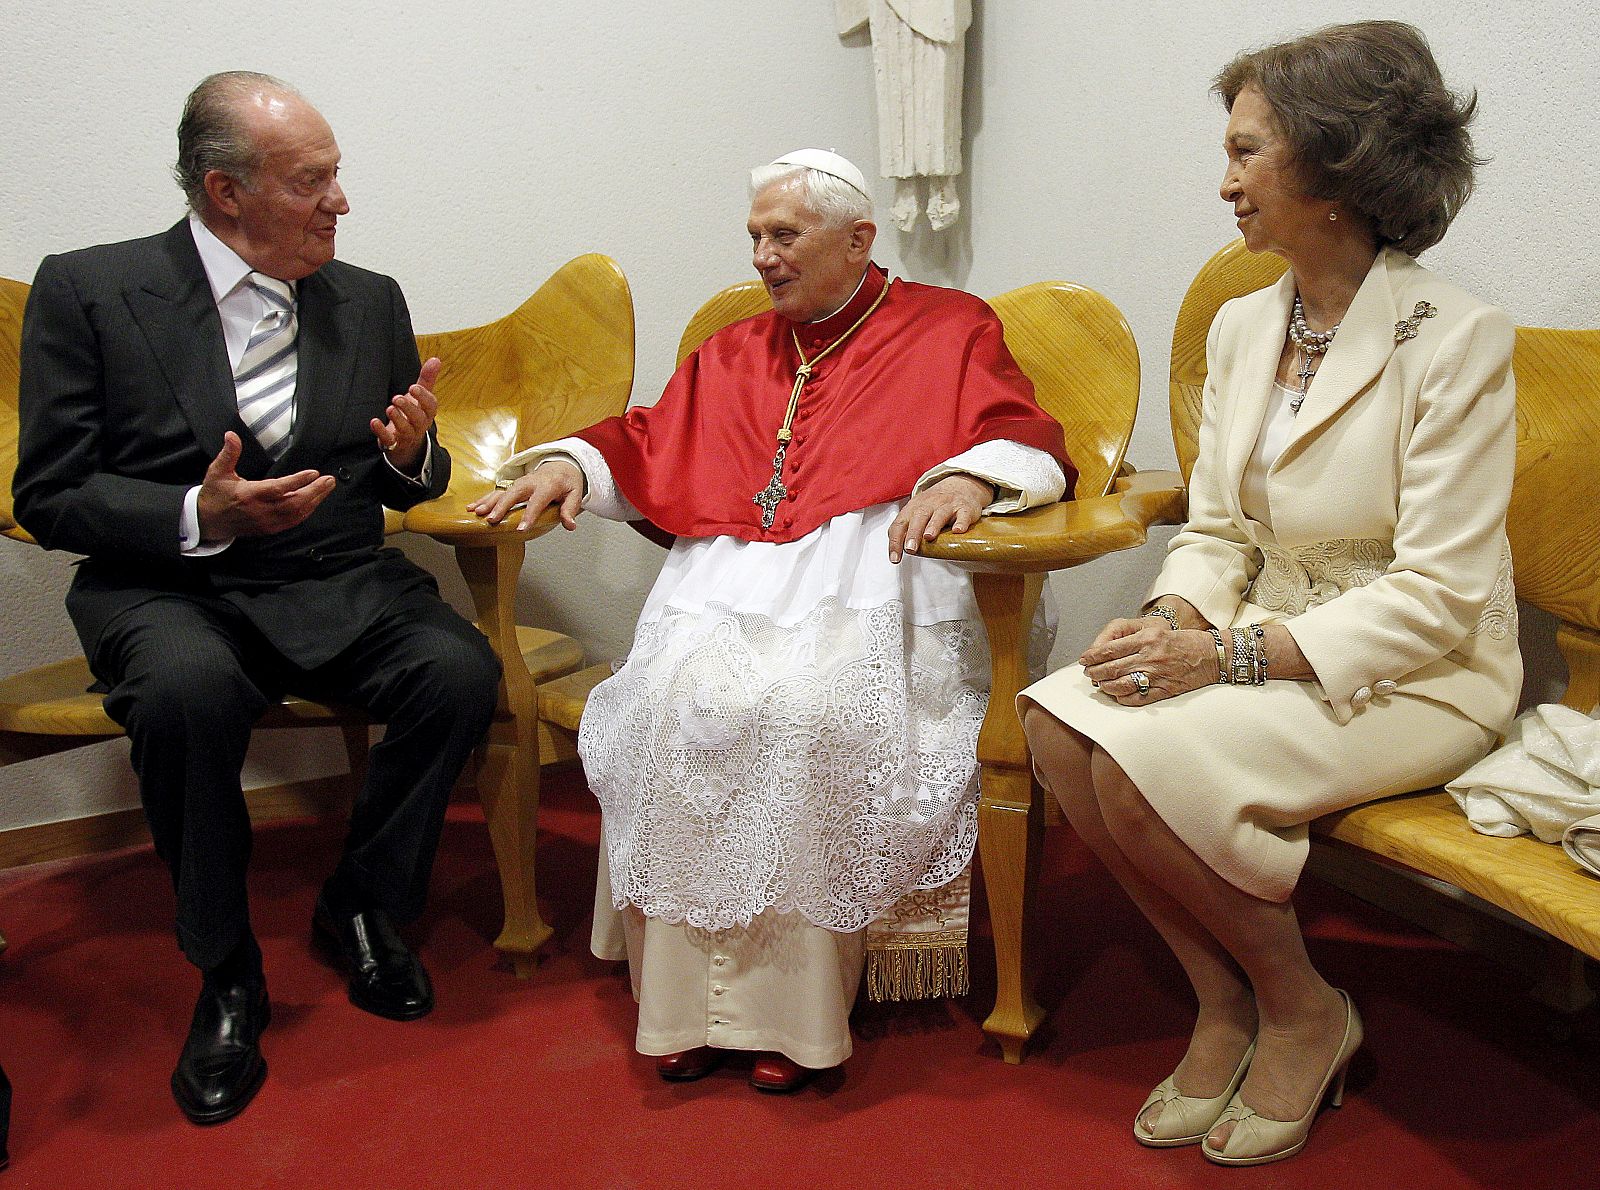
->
xmin=123 ymin=222 xmax=239 ymax=460
xmin=275 ymin=267 xmax=360 ymax=474
xmin=1274 ymin=248 xmax=1400 ymax=465
xmin=1218 ymin=271 xmax=1294 ymax=525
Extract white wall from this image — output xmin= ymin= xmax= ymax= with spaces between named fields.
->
xmin=2 ymin=1 xmax=1595 ymax=831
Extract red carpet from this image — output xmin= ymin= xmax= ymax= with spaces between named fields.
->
xmin=1 ymin=767 xmax=1597 ymax=1189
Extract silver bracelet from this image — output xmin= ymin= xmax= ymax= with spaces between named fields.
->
xmin=1144 ymin=605 xmax=1180 ymax=632
xmin=1208 ymin=626 xmax=1228 ymax=684
xmin=1229 ymin=627 xmax=1254 ymax=686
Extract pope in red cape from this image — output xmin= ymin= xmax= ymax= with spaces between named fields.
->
xmin=577 ymin=261 xmax=1071 ymax=543
xmin=472 ymin=149 xmax=1074 ymax=1094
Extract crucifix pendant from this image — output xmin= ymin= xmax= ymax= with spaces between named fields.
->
xmin=753 ymin=442 xmax=790 ymax=529
xmin=1291 ymin=350 xmax=1315 ymax=415
xmin=752 ymin=363 xmax=813 ymax=529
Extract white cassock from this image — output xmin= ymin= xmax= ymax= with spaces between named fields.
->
xmin=501 ymin=436 xmax=1064 ymax=1068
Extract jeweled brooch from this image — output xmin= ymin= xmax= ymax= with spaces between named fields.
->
xmin=1394 ymin=300 xmax=1438 ymax=343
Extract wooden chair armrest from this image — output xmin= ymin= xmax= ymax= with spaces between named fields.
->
xmin=1112 ymin=467 xmax=1185 ymax=496
xmin=401 ymin=493 xmax=563 ymax=546
xmin=916 ymin=478 xmax=1186 ymax=574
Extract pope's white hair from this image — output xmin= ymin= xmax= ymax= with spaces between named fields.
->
xmin=748 ymin=164 xmax=873 ymax=227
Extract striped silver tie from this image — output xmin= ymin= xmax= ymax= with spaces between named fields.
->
xmin=234 ymin=273 xmax=298 ymax=460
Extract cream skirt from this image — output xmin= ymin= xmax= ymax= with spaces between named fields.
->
xmin=1019 ymin=662 xmax=1493 ymax=902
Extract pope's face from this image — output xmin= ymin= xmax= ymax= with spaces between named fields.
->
xmin=211 ymin=93 xmax=349 ymax=280
xmin=1220 ymin=85 xmax=1327 ymax=259
xmin=748 ymin=180 xmax=873 ymax=323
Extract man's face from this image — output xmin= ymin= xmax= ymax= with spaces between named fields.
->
xmin=212 ymin=93 xmax=349 ymax=280
xmin=747 ymin=179 xmax=873 ymax=323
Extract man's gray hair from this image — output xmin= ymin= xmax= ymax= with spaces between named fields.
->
xmin=173 ymin=71 xmax=300 ymax=211
xmin=748 ymin=164 xmax=874 ymax=227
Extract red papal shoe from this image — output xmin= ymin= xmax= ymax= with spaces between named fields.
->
xmin=1201 ymin=990 xmax=1364 ymax=1167
xmin=748 ymin=1052 xmax=821 ymax=1093
xmin=656 ymin=1047 xmax=724 ymax=1082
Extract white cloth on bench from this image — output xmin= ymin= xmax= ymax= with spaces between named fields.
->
xmin=1561 ymin=815 xmax=1600 ymax=879
xmin=1446 ymin=704 xmax=1600 ymax=853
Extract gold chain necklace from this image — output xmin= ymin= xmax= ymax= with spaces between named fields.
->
xmin=752 ymin=274 xmax=891 ymax=528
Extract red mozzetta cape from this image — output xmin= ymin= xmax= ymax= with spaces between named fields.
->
xmin=576 ymin=266 xmax=1075 ymax=543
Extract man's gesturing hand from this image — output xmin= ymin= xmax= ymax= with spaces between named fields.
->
xmin=197 ymin=431 xmax=336 ymax=540
xmin=888 ymin=473 xmax=994 ymax=563
xmin=468 ymin=458 xmax=585 ymax=532
xmin=371 ymin=356 xmax=441 ymax=473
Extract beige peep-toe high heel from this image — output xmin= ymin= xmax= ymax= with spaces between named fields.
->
xmin=1134 ymin=1041 xmax=1256 ymax=1148
xmin=1201 ymin=990 xmax=1363 ymax=1167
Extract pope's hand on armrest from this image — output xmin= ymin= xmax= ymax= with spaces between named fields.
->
xmin=888 ymin=473 xmax=995 ymax=564
xmin=402 ymin=484 xmax=564 ymax=543
xmin=915 ymin=475 xmax=1186 ymax=574
xmin=467 ymin=458 xmax=586 ymax=532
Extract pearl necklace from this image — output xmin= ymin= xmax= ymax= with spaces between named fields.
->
xmin=1286 ymin=295 xmax=1341 ymax=415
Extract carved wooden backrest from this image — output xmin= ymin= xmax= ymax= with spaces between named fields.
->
xmin=0 ymin=277 xmax=30 ymax=540
xmin=415 ymin=253 xmax=635 ymax=504
xmin=0 ymin=258 xmax=634 ymax=542
xmin=1169 ymin=239 xmax=1287 ymax=481
xmin=676 ymin=277 xmax=1140 ymax=501
xmin=677 ymin=280 xmax=771 ymax=366
xmin=1168 ymin=241 xmax=1600 ymax=711
xmin=989 ymin=282 xmax=1138 ymax=500
xmin=1506 ymin=326 xmax=1600 ymax=711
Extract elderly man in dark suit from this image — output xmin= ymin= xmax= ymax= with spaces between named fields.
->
xmin=13 ymin=72 xmax=500 ymax=1125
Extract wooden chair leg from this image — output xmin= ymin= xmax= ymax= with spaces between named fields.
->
xmin=973 ymin=571 xmax=1047 ymax=1063
xmin=454 ymin=541 xmax=553 ymax=976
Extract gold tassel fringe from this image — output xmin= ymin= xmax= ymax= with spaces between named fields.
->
xmin=865 ymin=941 xmax=970 ymax=1002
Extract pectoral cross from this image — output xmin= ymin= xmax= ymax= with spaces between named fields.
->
xmin=747 ymin=275 xmax=890 ymax=531
xmin=753 ymin=360 xmax=813 ymax=529
xmin=753 ymin=442 xmax=791 ymax=529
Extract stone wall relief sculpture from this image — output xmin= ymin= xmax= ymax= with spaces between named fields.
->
xmin=837 ymin=0 xmax=973 ymax=232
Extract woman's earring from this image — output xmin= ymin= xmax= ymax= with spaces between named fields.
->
xmin=1328 ymin=209 xmax=1339 ymax=222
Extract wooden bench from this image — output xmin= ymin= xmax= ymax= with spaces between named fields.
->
xmin=0 ymin=256 xmax=637 ymax=972
xmin=976 ymin=241 xmax=1600 ymax=1063
xmin=1173 ymin=240 xmax=1600 ymax=1012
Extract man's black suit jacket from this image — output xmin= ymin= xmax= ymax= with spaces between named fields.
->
xmin=14 ymin=220 xmax=451 ymax=670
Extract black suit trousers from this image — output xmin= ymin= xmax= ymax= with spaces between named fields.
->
xmin=92 ymin=585 xmax=500 ymax=970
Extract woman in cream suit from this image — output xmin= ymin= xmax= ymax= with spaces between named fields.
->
xmin=1022 ymin=22 xmax=1519 ymax=1168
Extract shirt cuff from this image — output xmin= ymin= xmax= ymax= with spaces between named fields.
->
xmin=496 ymin=437 xmax=641 ymax=521
xmin=913 ymin=439 xmax=1067 ymax=513
xmin=384 ymin=435 xmax=432 ymax=486
xmin=180 ymin=485 xmax=233 ymax=556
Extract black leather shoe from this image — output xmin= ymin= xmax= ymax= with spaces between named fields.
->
xmin=170 ymin=977 xmax=269 ymax=1125
xmin=312 ymin=895 xmax=434 ymax=1021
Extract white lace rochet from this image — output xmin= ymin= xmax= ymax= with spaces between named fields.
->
xmin=513 ymin=437 xmax=1068 ymax=933
xmin=582 ymin=596 xmax=992 ymax=931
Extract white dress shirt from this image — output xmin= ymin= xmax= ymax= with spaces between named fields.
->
xmin=180 ymin=214 xmax=429 ymax=553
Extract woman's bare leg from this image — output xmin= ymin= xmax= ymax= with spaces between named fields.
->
xmin=1024 ymin=706 xmax=1257 ymax=1131
xmin=1086 ymin=746 xmax=1350 ymax=1145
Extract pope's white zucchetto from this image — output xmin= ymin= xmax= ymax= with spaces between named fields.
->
xmin=767 ymin=149 xmax=871 ymax=200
